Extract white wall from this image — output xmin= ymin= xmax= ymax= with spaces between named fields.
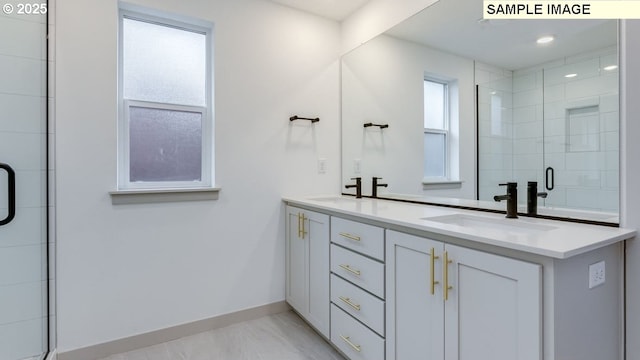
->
xmin=622 ymin=19 xmax=640 ymax=360
xmin=340 ymin=0 xmax=438 ymax=54
xmin=341 ymin=35 xmax=475 ymax=199
xmin=55 ymin=0 xmax=340 ymax=352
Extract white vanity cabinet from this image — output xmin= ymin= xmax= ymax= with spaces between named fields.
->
xmin=386 ymin=230 xmax=541 ymax=360
xmin=285 ymin=205 xmax=330 ymax=337
xmin=329 ymin=217 xmax=386 ymax=360
xmin=283 ymin=196 xmax=632 ymax=360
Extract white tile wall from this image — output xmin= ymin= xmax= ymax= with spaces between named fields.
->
xmin=0 ymin=318 xmax=47 ymax=360
xmin=0 ymin=245 xmax=46 ymax=285
xmin=478 ymin=48 xmax=619 ymax=212
xmin=0 ymin=281 xmax=46 ymax=324
xmin=477 ymin=63 xmax=514 ymax=201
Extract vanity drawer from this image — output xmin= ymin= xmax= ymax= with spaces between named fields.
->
xmin=331 ymin=274 xmax=385 ymax=336
xmin=331 ymin=244 xmax=384 ymax=299
xmin=331 ymin=304 xmax=384 ymax=360
xmin=332 ymin=217 xmax=384 ymax=261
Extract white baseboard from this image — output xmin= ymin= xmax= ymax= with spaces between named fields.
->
xmin=45 ymin=349 xmax=57 ymax=360
xmin=57 ymin=301 xmax=290 ymax=360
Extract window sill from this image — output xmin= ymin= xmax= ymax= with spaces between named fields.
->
xmin=422 ymin=180 xmax=463 ymax=190
xmin=110 ymin=187 xmax=220 ymax=205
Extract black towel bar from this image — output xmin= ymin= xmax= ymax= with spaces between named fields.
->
xmin=290 ymin=115 xmax=320 ymax=123
xmin=364 ymin=122 xmax=389 ymax=129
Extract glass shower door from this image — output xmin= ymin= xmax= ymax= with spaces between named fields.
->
xmin=541 ymin=49 xmax=620 ymax=215
xmin=0 ymin=7 xmax=49 ymax=360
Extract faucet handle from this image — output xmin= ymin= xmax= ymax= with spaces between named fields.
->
xmin=538 ymin=192 xmax=548 ymax=198
xmin=351 ymin=177 xmax=362 ymax=180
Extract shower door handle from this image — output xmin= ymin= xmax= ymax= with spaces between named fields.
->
xmin=545 ymin=167 xmax=554 ymax=191
xmin=0 ymin=162 xmax=16 ymax=226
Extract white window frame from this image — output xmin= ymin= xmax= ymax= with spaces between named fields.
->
xmin=424 ymin=78 xmax=450 ymax=182
xmin=117 ymin=8 xmax=214 ymax=191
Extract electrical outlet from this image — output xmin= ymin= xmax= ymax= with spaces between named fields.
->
xmin=354 ymin=159 xmax=361 ymax=174
xmin=589 ymin=261 xmax=606 ymax=289
xmin=318 ymin=158 xmax=327 ymax=174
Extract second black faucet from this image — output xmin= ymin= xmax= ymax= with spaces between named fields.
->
xmin=372 ymin=177 xmax=388 ymax=198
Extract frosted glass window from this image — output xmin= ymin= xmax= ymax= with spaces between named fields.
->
xmin=424 ymin=132 xmax=446 ymax=178
xmin=424 ymin=80 xmax=446 ymax=130
xmin=129 ymin=106 xmax=202 ymax=182
xmin=118 ymin=9 xmax=213 ymax=190
xmin=123 ymin=18 xmax=206 ymax=106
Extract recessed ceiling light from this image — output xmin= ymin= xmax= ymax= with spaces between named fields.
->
xmin=604 ymin=65 xmax=618 ymax=71
xmin=536 ymin=36 xmax=555 ymax=44
xmin=565 ymin=73 xmax=577 ymax=78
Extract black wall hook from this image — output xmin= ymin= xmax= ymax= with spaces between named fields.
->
xmin=290 ymin=115 xmax=320 ymax=123
xmin=364 ymin=122 xmax=389 ymax=129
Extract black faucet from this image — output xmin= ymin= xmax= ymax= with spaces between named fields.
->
xmin=527 ymin=181 xmax=548 ymax=216
xmin=372 ymin=177 xmax=388 ymax=198
xmin=345 ymin=177 xmax=362 ymax=198
xmin=494 ymin=182 xmax=518 ymax=218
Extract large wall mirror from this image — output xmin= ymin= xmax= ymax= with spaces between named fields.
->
xmin=341 ymin=0 xmax=619 ymax=224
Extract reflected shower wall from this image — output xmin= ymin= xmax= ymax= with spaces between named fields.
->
xmin=477 ymin=62 xmax=516 ymax=204
xmin=477 ymin=47 xmax=619 ymax=214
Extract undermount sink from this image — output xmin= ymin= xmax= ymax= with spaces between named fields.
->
xmin=309 ymin=196 xmax=362 ymax=204
xmin=422 ymin=214 xmax=558 ymax=235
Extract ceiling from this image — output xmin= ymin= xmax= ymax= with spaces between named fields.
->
xmin=268 ymin=0 xmax=371 ymax=20
xmin=386 ymin=0 xmax=616 ymax=70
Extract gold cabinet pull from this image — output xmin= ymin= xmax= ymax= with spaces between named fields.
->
xmin=429 ymin=247 xmax=440 ymax=295
xmin=339 ymin=264 xmax=361 ymax=276
xmin=340 ymin=335 xmax=362 ymax=352
xmin=301 ymin=213 xmax=307 ymax=238
xmin=443 ymin=251 xmax=453 ymax=301
xmin=297 ymin=213 xmax=302 ymax=238
xmin=339 ymin=232 xmax=361 ymax=242
xmin=339 ymin=296 xmax=361 ymax=311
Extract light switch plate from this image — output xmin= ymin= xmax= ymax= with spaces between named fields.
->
xmin=589 ymin=261 xmax=605 ymax=289
xmin=318 ymin=158 xmax=327 ymax=174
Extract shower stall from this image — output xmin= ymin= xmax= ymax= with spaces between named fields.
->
xmin=0 ymin=3 xmax=51 ymax=360
xmin=477 ymin=46 xmax=620 ymax=218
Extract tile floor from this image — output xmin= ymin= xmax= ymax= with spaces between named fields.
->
xmin=98 ymin=311 xmax=345 ymax=360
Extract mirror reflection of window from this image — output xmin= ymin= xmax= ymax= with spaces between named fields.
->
xmin=424 ymin=79 xmax=449 ymax=180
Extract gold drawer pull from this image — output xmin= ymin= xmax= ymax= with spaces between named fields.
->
xmin=340 ymin=335 xmax=362 ymax=352
xmin=339 ymin=232 xmax=361 ymax=242
xmin=444 ymin=251 xmax=453 ymax=301
xmin=339 ymin=264 xmax=361 ymax=276
xmin=339 ymin=296 xmax=361 ymax=311
xmin=429 ymin=247 xmax=439 ymax=296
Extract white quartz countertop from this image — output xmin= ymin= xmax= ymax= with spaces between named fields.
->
xmin=283 ymin=195 xmax=636 ymax=259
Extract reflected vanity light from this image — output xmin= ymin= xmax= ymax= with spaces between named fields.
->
xmin=565 ymin=73 xmax=578 ymax=78
xmin=536 ymin=35 xmax=555 ymax=44
xmin=604 ymin=65 xmax=618 ymax=71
